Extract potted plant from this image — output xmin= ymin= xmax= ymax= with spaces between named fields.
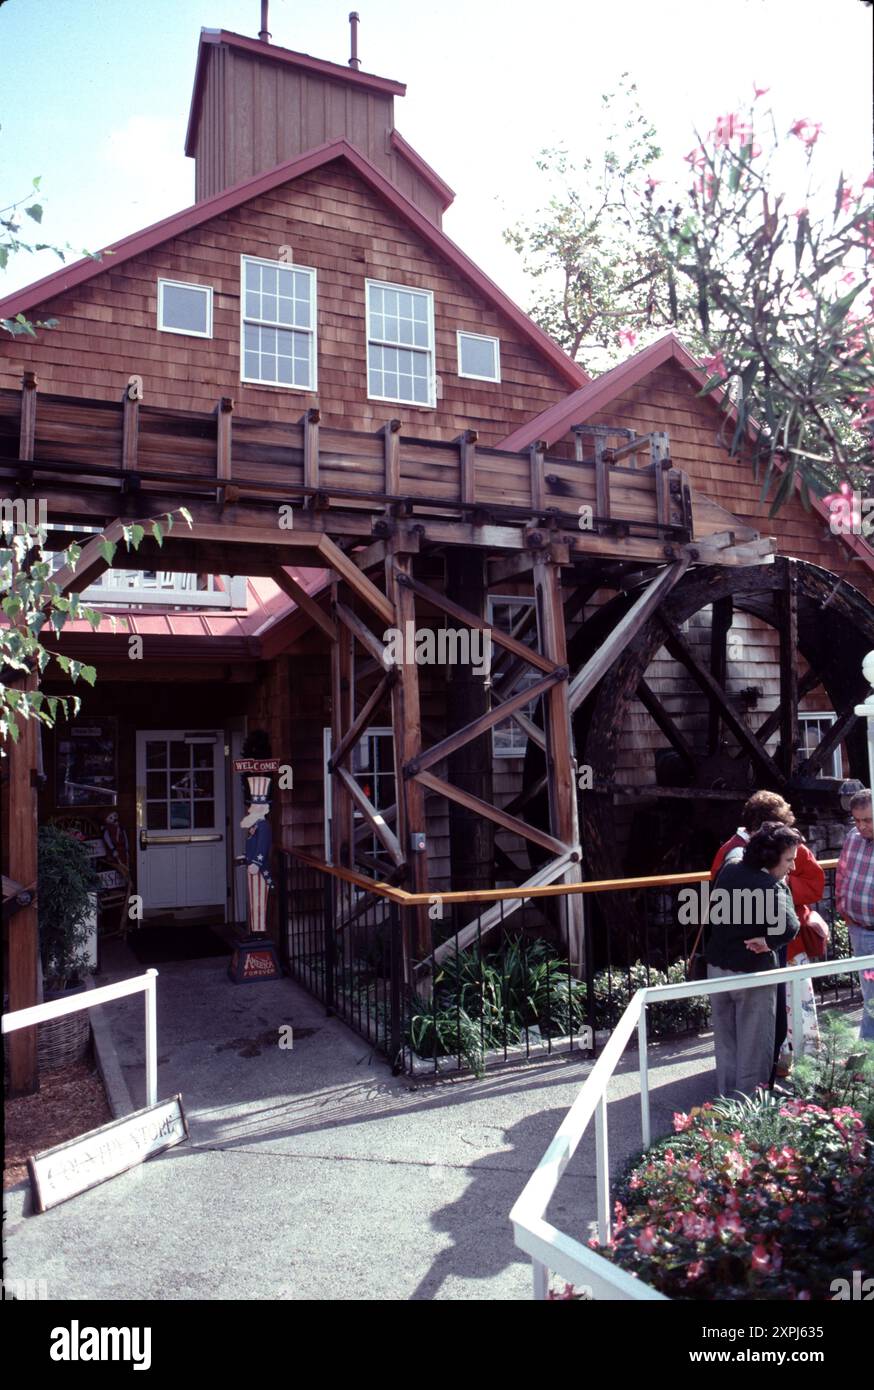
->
xmin=36 ymin=824 xmax=98 ymax=1068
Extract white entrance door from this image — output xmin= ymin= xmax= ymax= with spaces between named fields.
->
xmin=135 ymin=730 xmax=227 ymax=916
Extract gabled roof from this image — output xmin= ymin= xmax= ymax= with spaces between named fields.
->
xmin=185 ymin=28 xmax=406 ymax=156
xmin=389 ymin=130 xmax=455 ymax=209
xmin=498 ymin=330 xmax=874 ymax=577
xmin=0 ymin=139 xmax=587 ymax=391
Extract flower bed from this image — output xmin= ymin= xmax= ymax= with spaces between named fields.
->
xmin=590 ymin=1020 xmax=874 ymax=1299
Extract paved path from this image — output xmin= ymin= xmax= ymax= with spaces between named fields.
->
xmin=6 ymin=942 xmax=816 ymax=1301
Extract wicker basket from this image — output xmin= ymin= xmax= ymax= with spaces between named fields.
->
xmin=37 ymin=1003 xmax=91 ymax=1070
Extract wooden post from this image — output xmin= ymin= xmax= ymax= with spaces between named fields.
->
xmin=216 ymin=397 xmax=233 ymax=483
xmin=122 ymin=379 xmax=141 ymax=473
xmin=707 ymin=596 xmax=733 ymax=755
xmin=457 ymin=428 xmax=477 ymax=507
xmin=19 ymin=371 xmax=37 ymax=462
xmin=533 ymin=556 xmax=584 ymax=970
xmin=385 ymin=544 xmax=430 ymax=959
xmin=6 ymin=673 xmax=40 ymax=1095
xmin=529 ymin=440 xmax=546 ymax=512
xmin=594 ymin=434 xmax=610 ymax=532
xmin=330 ymin=583 xmax=355 ymax=869
xmin=382 ymin=418 xmax=401 ymax=499
xmin=303 ymin=408 xmax=320 ymax=494
xmin=777 ymin=557 xmax=799 ymax=777
xmin=445 ymin=549 xmax=494 ymax=899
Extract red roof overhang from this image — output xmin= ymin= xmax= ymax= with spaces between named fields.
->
xmin=389 ymin=130 xmax=455 ymax=209
xmin=0 ymin=140 xmax=587 ymax=392
xmin=184 ymin=28 xmax=406 ymax=158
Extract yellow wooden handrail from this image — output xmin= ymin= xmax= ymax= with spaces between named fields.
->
xmin=281 ymin=846 xmax=840 ymax=908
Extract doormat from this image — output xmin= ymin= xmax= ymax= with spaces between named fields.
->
xmin=127 ymin=924 xmax=233 ymax=965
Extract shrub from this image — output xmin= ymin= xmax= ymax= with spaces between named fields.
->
xmin=38 ymin=825 xmax=97 ymax=991
xmin=582 ymin=960 xmax=710 ymax=1036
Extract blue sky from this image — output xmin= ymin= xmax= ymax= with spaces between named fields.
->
xmin=1 ymin=0 xmax=872 ymax=310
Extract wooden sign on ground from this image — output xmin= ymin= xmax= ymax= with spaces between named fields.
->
xmin=28 ymin=1095 xmax=189 ymax=1212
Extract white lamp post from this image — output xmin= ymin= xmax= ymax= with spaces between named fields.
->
xmin=854 ymin=651 xmax=874 ymax=790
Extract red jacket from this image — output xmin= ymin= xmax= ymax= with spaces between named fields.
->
xmin=711 ymin=834 xmax=825 ymax=961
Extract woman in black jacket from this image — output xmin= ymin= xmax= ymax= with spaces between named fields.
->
xmin=704 ymin=822 xmax=801 ymax=1099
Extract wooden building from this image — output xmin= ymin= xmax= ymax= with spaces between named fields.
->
xmin=3 ymin=21 xmax=873 ymax=1088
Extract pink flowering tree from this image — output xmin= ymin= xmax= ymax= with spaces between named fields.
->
xmin=645 ymin=98 xmax=873 ymax=507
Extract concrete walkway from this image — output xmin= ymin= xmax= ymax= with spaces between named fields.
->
xmin=8 ymin=941 xmax=851 ymax=1301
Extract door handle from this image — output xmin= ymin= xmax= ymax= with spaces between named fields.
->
xmin=139 ymin=833 xmax=223 ymax=846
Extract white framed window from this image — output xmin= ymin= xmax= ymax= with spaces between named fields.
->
xmin=366 ymin=279 xmax=435 ymax=407
xmin=799 ymin=712 xmax=843 ymax=778
xmin=457 ymin=330 xmax=500 ymax=382
xmin=323 ymin=726 xmax=396 ymax=870
xmin=157 ymin=279 xmax=213 ymax=338
xmin=241 ymin=256 xmax=317 ymax=390
xmin=488 ymin=595 xmax=541 ymax=757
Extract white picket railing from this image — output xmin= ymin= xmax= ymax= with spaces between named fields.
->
xmin=2 ymin=969 xmax=159 ymax=1106
xmin=510 ymin=953 xmax=874 ymax=1300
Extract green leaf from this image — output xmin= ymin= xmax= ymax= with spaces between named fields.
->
xmin=25 ymin=203 xmax=43 ymax=223
xmin=178 ymin=506 xmax=193 ymax=528
xmin=128 ymin=523 xmax=145 ymax=550
xmin=151 ymin=521 xmax=164 ymax=548
xmin=79 ymin=663 xmax=97 ymax=687
xmin=98 ymin=538 xmax=117 ymax=565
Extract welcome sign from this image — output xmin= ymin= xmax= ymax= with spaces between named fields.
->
xmin=29 ymin=1095 xmax=189 ymax=1212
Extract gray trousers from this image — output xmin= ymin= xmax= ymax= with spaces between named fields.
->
xmin=707 ymin=964 xmax=777 ymax=1099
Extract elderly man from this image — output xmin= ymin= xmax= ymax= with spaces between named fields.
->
xmin=835 ymin=788 xmax=874 ymax=1041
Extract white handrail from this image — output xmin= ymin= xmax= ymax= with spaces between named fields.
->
xmin=511 ymin=953 xmax=874 ymax=1300
xmin=2 ymin=970 xmax=159 ymax=1107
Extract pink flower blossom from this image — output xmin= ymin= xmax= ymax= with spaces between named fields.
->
xmin=636 ymin=1225 xmax=658 ymax=1256
xmin=840 ymin=185 xmax=858 ymax=212
xmin=753 ymin=82 xmax=770 ymax=100
xmin=645 ymin=176 xmax=662 ymax=191
xmin=673 ymin=1111 xmax=693 ymax=1133
xmin=700 ymin=350 xmax=728 ymax=381
xmin=863 ymin=171 xmax=874 ymax=189
xmin=681 ymin=1211 xmax=715 ymax=1241
xmin=685 ymin=146 xmax=708 ymax=169
xmin=712 ymin=113 xmax=752 ymax=146
xmin=687 ymin=1260 xmax=705 ymax=1281
xmin=841 ymin=271 xmax=858 ymax=285
xmin=716 ymin=1211 xmax=745 ymax=1239
xmin=789 ymin=119 xmax=823 ymax=147
xmin=686 ymin=1160 xmax=703 ymax=1183
xmin=751 ymin=1243 xmax=771 ymax=1272
xmin=863 ymin=969 xmax=874 ymax=981
xmin=725 ymin=1149 xmax=751 ymax=1182
xmin=794 ymin=207 xmax=809 ymax=220
xmin=618 ymin=329 xmax=638 ymax=349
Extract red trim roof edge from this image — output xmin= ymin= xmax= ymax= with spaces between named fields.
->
xmin=185 ymin=28 xmax=406 ymax=157
xmin=389 ymin=130 xmax=455 ymax=208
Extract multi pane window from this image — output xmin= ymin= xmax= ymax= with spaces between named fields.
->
xmin=488 ymin=597 xmax=541 ymax=757
xmin=799 ymin=712 xmax=843 ymax=779
xmin=241 ymin=256 xmax=317 ymax=389
xmin=144 ymin=738 xmax=217 ymax=831
xmin=366 ymin=280 xmax=435 ymax=406
xmin=158 ymin=280 xmax=213 ymax=337
xmin=457 ymin=331 xmax=500 ymax=382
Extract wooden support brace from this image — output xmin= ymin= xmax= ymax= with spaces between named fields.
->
xmin=777 ymin=557 xmax=799 ymax=777
xmin=122 ymin=381 xmax=141 ymax=473
xmin=272 ymin=567 xmax=336 ymax=640
xmin=19 ymin=372 xmax=37 ymax=463
xmin=303 ymin=408 xmax=320 ymax=493
xmin=329 ymin=671 xmax=395 ymax=771
xmin=52 ymin=517 xmax=127 ymax=594
xmin=413 ymin=769 xmax=568 ymax=858
xmin=335 ymin=766 xmax=403 ymax=866
xmin=529 ymin=440 xmax=546 ymax=512
xmin=382 ymin=418 xmax=401 ymax=498
xmin=457 ymin=428 xmax=477 ymax=507
xmin=216 ymin=397 xmax=233 ymax=480
xmin=405 ymin=666 xmax=566 ymax=777
xmin=318 ymin=534 xmax=394 ymax=626
xmin=796 ymin=707 xmax=858 ymax=778
xmin=637 ymin=679 xmax=697 ymax=767
xmin=330 ymin=586 xmax=355 ymax=868
xmin=334 ymin=600 xmax=390 ymax=668
xmin=754 ymin=666 xmax=822 ymax=745
xmin=397 ymin=571 xmax=557 ymax=674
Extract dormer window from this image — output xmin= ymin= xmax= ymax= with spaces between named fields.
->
xmin=366 ymin=279 xmax=435 ymax=407
xmin=241 ymin=256 xmax=317 ymax=390
xmin=457 ymin=331 xmax=500 ymax=382
xmin=157 ymin=279 xmax=213 ymax=338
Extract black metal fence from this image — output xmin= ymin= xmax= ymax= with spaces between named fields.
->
xmin=277 ymin=851 xmax=862 ymax=1076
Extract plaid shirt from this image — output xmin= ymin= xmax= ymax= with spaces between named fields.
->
xmin=836 ymin=828 xmax=874 ymax=926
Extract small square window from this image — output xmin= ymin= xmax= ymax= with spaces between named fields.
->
xmin=158 ymin=280 xmax=213 ymax=338
xmin=458 ymin=331 xmax=500 ymax=382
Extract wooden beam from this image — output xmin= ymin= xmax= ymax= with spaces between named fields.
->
xmin=19 ymin=371 xmax=37 ymax=462
xmin=330 ymin=586 xmax=354 ymax=869
xmin=708 ymin=596 xmax=733 ymax=754
xmin=568 ymin=558 xmax=690 ymax=715
xmin=382 ymin=418 xmax=401 ymax=497
xmin=6 ymin=672 xmax=39 ymax=1095
xmin=754 ymin=666 xmax=822 ymax=745
xmin=777 ymin=557 xmax=799 ymax=777
xmin=335 ymin=766 xmax=403 ymax=866
xmin=272 ymin=568 xmax=336 ymax=640
xmin=122 ymin=382 xmax=140 ymax=474
xmin=385 ymin=544 xmax=429 ymax=956
xmin=216 ymin=397 xmax=233 ymax=485
xmin=427 ymin=851 xmax=576 ymax=967
xmin=335 ymin=600 xmax=390 ymax=668
xmin=303 ymin=408 xmax=320 ymax=492
xmin=796 ymin=708 xmax=858 ymax=778
xmin=52 ymin=517 xmax=126 ymax=594
xmin=407 ymin=666 xmax=564 ymax=777
xmin=458 ymin=428 xmax=477 ymax=507
xmin=636 ymin=679 xmax=696 ymax=766
xmin=329 ymin=672 xmax=395 ymax=772
xmin=659 ymin=615 xmax=786 ymax=784
xmin=414 ymin=768 xmax=569 ymax=857
xmin=529 ymin=440 xmax=546 ymax=511
xmin=318 ymin=534 xmax=394 ymax=626
xmin=398 ymin=571 xmax=557 ymax=674
xmin=492 ymin=695 xmax=546 ymax=751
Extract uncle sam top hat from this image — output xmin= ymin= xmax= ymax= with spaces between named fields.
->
xmin=241 ymin=775 xmax=272 ymax=829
